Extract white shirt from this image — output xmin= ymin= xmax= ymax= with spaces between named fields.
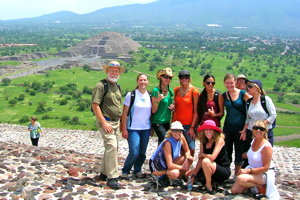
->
xmin=246 ymin=96 xmax=277 ymax=130
xmin=124 ymin=89 xmax=151 ymax=130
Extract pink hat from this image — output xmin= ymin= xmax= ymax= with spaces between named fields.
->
xmin=197 ymin=120 xmax=222 ymax=133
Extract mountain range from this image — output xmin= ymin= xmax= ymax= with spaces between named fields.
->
xmin=3 ymin=0 xmax=300 ymax=32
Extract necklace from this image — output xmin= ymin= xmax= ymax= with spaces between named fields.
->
xmin=180 ymin=87 xmax=190 ymax=97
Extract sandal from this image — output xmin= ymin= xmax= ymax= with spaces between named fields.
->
xmin=203 ymin=185 xmax=213 ymax=194
xmin=212 ymin=181 xmax=218 ymax=190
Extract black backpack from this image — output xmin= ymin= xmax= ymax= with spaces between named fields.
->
xmin=91 ymin=79 xmax=121 ymax=115
xmin=127 ymin=90 xmax=151 ymax=127
xmin=246 ymin=95 xmax=276 ymax=129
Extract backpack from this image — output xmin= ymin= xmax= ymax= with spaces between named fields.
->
xmin=127 ymin=90 xmax=151 ymax=127
xmin=91 ymin=79 xmax=121 ymax=115
xmin=246 ymin=95 xmax=276 ymax=129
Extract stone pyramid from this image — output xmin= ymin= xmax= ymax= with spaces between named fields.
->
xmin=70 ymin=31 xmax=142 ymax=58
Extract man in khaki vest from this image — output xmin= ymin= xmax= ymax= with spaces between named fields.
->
xmin=92 ymin=61 xmax=125 ymax=189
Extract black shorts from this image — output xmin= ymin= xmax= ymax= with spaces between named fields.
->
xmin=197 ymin=164 xmax=230 ymax=183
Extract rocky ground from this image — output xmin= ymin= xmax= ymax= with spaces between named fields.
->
xmin=0 ymin=124 xmax=299 ymax=200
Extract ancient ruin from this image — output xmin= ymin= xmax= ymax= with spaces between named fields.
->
xmin=55 ymin=31 xmax=141 ymax=61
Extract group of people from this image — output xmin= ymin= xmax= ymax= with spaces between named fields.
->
xmin=91 ymin=61 xmax=279 ymax=199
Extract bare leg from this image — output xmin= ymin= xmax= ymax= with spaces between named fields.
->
xmin=202 ymin=158 xmax=217 ymax=190
xmin=231 ymin=174 xmax=265 ymax=194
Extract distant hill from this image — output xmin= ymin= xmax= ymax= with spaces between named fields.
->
xmin=3 ymin=0 xmax=300 ymax=32
xmin=10 ymin=11 xmax=79 ymax=22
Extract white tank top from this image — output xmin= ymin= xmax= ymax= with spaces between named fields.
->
xmin=247 ymin=139 xmax=275 ymax=168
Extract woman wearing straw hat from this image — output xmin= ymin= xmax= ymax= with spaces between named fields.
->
xmin=186 ymin=120 xmax=231 ymax=193
xmin=151 ymin=68 xmax=175 ymax=145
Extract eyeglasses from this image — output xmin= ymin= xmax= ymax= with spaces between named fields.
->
xmin=163 ymin=75 xmax=172 ymax=80
xmin=108 ymin=69 xmax=120 ymax=74
xmin=179 ymin=75 xmax=190 ymax=80
xmin=247 ymin=84 xmax=255 ymax=89
xmin=172 ymin=129 xmax=183 ymax=133
xmin=253 ymin=126 xmax=266 ymax=131
xmin=206 ymin=81 xmax=215 ymax=85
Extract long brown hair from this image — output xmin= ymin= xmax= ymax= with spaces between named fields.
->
xmin=197 ymin=129 xmax=225 ymax=144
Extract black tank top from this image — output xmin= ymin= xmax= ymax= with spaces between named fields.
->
xmin=204 ymin=142 xmax=230 ymax=167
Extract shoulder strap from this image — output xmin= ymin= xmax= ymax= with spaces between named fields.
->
xmin=260 ymin=95 xmax=269 ymax=116
xmin=228 ymin=91 xmax=246 ymax=116
xmin=128 ymin=90 xmax=136 ymax=127
xmin=214 ymin=90 xmax=220 ymax=110
xmin=100 ymin=79 xmax=109 ymax=98
xmin=191 ymin=87 xmax=196 ymax=106
xmin=175 ymin=86 xmax=180 ymax=98
xmin=246 ymin=97 xmax=253 ymax=111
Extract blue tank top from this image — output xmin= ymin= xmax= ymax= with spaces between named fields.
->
xmin=223 ymin=90 xmax=246 ymax=129
xmin=150 ymin=136 xmax=181 ymax=161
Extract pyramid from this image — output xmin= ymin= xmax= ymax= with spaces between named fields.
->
xmin=70 ymin=31 xmax=142 ymax=58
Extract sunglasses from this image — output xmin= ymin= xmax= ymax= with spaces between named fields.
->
xmin=206 ymin=81 xmax=215 ymax=85
xmin=237 ymin=80 xmax=246 ymax=83
xmin=179 ymin=75 xmax=190 ymax=80
xmin=172 ymin=129 xmax=183 ymax=133
xmin=247 ymin=84 xmax=255 ymax=89
xmin=163 ymin=75 xmax=172 ymax=80
xmin=253 ymin=126 xmax=266 ymax=131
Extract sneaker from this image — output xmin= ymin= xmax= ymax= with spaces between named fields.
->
xmin=99 ymin=173 xmax=107 ymax=181
xmin=107 ymin=178 xmax=121 ymax=189
xmin=133 ymin=171 xmax=143 ymax=178
xmin=120 ymin=173 xmax=129 ymax=179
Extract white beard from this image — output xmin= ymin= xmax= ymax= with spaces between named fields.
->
xmin=107 ymin=72 xmax=119 ymax=83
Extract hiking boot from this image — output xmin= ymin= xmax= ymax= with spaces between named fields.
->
xmin=133 ymin=171 xmax=143 ymax=178
xmin=107 ymin=178 xmax=121 ymax=189
xmin=120 ymin=173 xmax=129 ymax=179
xmin=99 ymin=173 xmax=107 ymax=181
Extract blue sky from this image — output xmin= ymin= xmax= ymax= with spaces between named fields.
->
xmin=0 ymin=0 xmax=157 ymax=20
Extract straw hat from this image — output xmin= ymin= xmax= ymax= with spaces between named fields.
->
xmin=156 ymin=68 xmax=175 ymax=80
xmin=102 ymin=61 xmax=125 ymax=75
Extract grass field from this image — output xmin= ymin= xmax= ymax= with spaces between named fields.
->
xmin=275 ymin=138 xmax=300 ymax=148
xmin=1 ymin=50 xmax=300 ymax=142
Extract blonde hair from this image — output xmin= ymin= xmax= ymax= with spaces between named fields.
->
xmin=252 ymin=120 xmax=268 ymax=140
xmin=197 ymin=129 xmax=225 ymax=144
xmin=165 ymin=130 xmax=184 ymax=143
xmin=223 ymin=73 xmax=236 ymax=82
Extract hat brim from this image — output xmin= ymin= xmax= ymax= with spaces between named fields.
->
xmin=103 ymin=64 xmax=125 ymax=75
xmin=197 ymin=125 xmax=222 ymax=133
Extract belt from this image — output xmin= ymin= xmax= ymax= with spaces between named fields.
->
xmin=104 ymin=117 xmax=119 ymax=122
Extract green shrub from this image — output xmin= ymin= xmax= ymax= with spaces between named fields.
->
xmin=61 ymin=116 xmax=70 ymax=121
xmin=19 ymin=115 xmax=30 ymax=123
xmin=292 ymin=98 xmax=299 ymax=104
xmin=42 ymin=114 xmax=51 ymax=119
xmin=29 ymin=90 xmax=36 ymax=96
xmin=18 ymin=93 xmax=25 ymax=101
xmin=60 ymin=99 xmax=68 ymax=105
xmin=9 ymin=99 xmax=18 ymax=107
xmin=2 ymin=78 xmax=11 ymax=86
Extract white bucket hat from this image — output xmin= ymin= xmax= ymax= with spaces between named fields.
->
xmin=171 ymin=121 xmax=185 ymax=130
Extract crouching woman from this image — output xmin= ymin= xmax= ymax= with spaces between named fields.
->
xmin=149 ymin=121 xmax=193 ymax=186
xmin=186 ymin=120 xmax=231 ymax=193
xmin=231 ymin=120 xmax=279 ymax=200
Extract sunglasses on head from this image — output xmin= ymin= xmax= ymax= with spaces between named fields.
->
xmin=172 ymin=129 xmax=183 ymax=133
xmin=179 ymin=75 xmax=190 ymax=80
xmin=206 ymin=81 xmax=215 ymax=85
xmin=253 ymin=126 xmax=266 ymax=131
xmin=163 ymin=75 xmax=172 ymax=80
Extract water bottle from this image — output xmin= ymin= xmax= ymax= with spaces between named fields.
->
xmin=187 ymin=176 xmax=192 ymax=191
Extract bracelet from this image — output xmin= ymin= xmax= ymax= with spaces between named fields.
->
xmin=192 ymin=174 xmax=197 ymax=178
xmin=190 ymin=126 xmax=194 ymax=129
xmin=155 ymin=101 xmax=159 ymax=105
xmin=250 ymin=168 xmax=253 ymax=174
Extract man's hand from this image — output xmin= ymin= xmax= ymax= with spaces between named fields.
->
xmin=102 ymin=121 xmax=113 ymax=133
xmin=187 ymin=128 xmax=196 ymax=140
